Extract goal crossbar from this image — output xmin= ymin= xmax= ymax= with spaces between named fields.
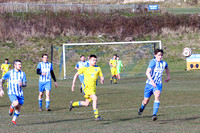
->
xmin=62 ymin=40 xmax=162 ymax=79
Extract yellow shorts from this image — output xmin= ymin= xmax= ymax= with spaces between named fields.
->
xmin=111 ymin=68 xmax=117 ymax=76
xmin=82 ymin=84 xmax=96 ymax=102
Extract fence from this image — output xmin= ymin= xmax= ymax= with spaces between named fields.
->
xmin=0 ymin=3 xmax=136 ymax=13
xmin=0 ymin=3 xmax=160 ymax=13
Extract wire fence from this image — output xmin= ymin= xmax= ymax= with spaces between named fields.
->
xmin=0 ymin=3 xmax=160 ymax=13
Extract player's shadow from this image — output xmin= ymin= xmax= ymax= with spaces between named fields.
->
xmin=21 ymin=117 xmax=92 ymax=126
xmin=101 ymin=115 xmax=165 ymax=125
xmin=157 ymin=116 xmax=200 ymax=124
xmin=0 ymin=104 xmax=10 ymax=107
xmin=98 ymin=92 xmax=125 ymax=96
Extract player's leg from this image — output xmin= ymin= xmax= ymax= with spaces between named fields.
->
xmin=90 ymin=94 xmax=103 ymax=121
xmin=6 ymin=79 xmax=9 ymax=88
xmin=11 ymin=96 xmax=24 ymax=126
xmin=113 ymin=69 xmax=117 ymax=84
xmin=110 ymin=69 xmax=113 ymax=84
xmin=152 ymin=90 xmax=161 ymax=121
xmin=79 ymin=75 xmax=84 ymax=93
xmin=8 ymin=95 xmax=16 ymax=116
xmin=138 ymin=84 xmax=153 ymax=115
xmin=46 ymin=90 xmax=50 ymax=111
xmin=117 ymin=69 xmax=121 ymax=79
xmin=38 ymin=82 xmax=44 ymax=111
xmin=69 ymin=98 xmax=91 ymax=111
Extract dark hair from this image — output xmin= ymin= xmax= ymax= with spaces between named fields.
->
xmin=154 ymin=49 xmax=164 ymax=55
xmin=89 ymin=54 xmax=97 ymax=59
xmin=13 ymin=59 xmax=21 ymax=67
xmin=80 ymin=55 xmax=85 ymax=58
xmin=42 ymin=54 xmax=48 ymax=58
xmin=114 ymin=54 xmax=117 ymax=57
xmin=5 ymin=58 xmax=8 ymax=61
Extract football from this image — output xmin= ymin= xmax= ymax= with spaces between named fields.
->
xmin=182 ymin=47 xmax=192 ymax=57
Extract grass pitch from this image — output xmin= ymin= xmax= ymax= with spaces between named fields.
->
xmin=0 ymin=70 xmax=200 ymax=133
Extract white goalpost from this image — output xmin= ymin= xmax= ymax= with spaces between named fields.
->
xmin=62 ymin=40 xmax=162 ymax=79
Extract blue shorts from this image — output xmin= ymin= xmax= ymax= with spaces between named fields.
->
xmin=144 ymin=83 xmax=162 ymax=98
xmin=39 ymin=81 xmax=51 ymax=92
xmin=79 ymin=74 xmax=84 ymax=83
xmin=8 ymin=95 xmax=24 ymax=105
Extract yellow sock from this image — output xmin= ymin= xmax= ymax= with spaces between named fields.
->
xmin=94 ymin=109 xmax=99 ymax=118
xmin=72 ymin=101 xmax=81 ymax=107
xmin=114 ymin=78 xmax=117 ymax=83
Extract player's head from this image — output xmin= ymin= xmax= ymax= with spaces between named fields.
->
xmin=13 ymin=59 xmax=22 ymax=71
xmin=117 ymin=56 xmax=119 ymax=60
xmin=154 ymin=49 xmax=164 ymax=62
xmin=89 ymin=54 xmax=97 ymax=66
xmin=113 ymin=54 xmax=117 ymax=59
xmin=80 ymin=55 xmax=85 ymax=62
xmin=5 ymin=58 xmax=8 ymax=64
xmin=42 ymin=54 xmax=48 ymax=63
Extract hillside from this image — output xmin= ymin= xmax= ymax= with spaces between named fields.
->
xmin=0 ymin=11 xmax=199 ymax=77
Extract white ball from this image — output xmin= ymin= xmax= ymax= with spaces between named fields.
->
xmin=182 ymin=47 xmax=192 ymax=57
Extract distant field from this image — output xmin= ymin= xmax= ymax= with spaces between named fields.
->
xmin=167 ymin=7 xmax=200 ymax=14
xmin=0 ymin=70 xmax=200 ymax=132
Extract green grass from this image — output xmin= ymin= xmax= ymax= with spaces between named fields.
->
xmin=0 ymin=70 xmax=200 ymax=132
xmin=166 ymin=7 xmax=200 ymax=14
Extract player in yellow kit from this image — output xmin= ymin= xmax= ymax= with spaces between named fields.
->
xmin=1 ymin=59 xmax=11 ymax=88
xmin=69 ymin=54 xmax=104 ymax=121
xmin=109 ymin=54 xmax=117 ymax=84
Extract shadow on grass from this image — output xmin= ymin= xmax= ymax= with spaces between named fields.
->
xmin=98 ymin=92 xmax=125 ymax=96
xmin=158 ymin=116 xmax=200 ymax=124
xmin=101 ymin=115 xmax=154 ymax=125
xmin=21 ymin=117 xmax=92 ymax=126
xmin=0 ymin=104 xmax=10 ymax=108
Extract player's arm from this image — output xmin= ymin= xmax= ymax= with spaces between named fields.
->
xmin=100 ymin=76 xmax=104 ymax=84
xmin=50 ymin=70 xmax=57 ymax=88
xmin=18 ymin=72 xmax=27 ymax=87
xmin=75 ymin=63 xmax=79 ymax=70
xmin=99 ymin=68 xmax=104 ymax=84
xmin=1 ymin=65 xmax=5 ymax=72
xmin=109 ymin=60 xmax=113 ymax=67
xmin=0 ymin=71 xmax=10 ymax=97
xmin=146 ymin=68 xmax=156 ymax=87
xmin=36 ymin=63 xmax=46 ymax=76
xmin=71 ymin=72 xmax=79 ymax=92
xmin=0 ymin=79 xmax=5 ymax=97
xmin=164 ymin=67 xmax=170 ymax=82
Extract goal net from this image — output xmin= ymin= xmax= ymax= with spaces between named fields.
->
xmin=60 ymin=41 xmax=162 ymax=79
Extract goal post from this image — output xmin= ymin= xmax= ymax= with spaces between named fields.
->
xmin=62 ymin=40 xmax=162 ymax=79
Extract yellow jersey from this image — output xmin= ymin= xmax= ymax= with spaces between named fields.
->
xmin=78 ymin=66 xmax=103 ymax=89
xmin=109 ymin=58 xmax=117 ymax=69
xmin=1 ymin=63 xmax=11 ymax=76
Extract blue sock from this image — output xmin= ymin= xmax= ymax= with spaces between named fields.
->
xmin=46 ymin=100 xmax=50 ymax=109
xmin=141 ymin=103 xmax=146 ymax=110
xmin=153 ymin=101 xmax=160 ymax=116
xmin=39 ymin=99 xmax=43 ymax=108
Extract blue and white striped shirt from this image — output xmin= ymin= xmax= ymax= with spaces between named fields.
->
xmin=3 ymin=69 xmax=27 ymax=97
xmin=76 ymin=61 xmax=89 ymax=69
xmin=146 ymin=59 xmax=168 ymax=85
xmin=76 ymin=61 xmax=89 ymax=75
xmin=37 ymin=62 xmax=53 ymax=82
